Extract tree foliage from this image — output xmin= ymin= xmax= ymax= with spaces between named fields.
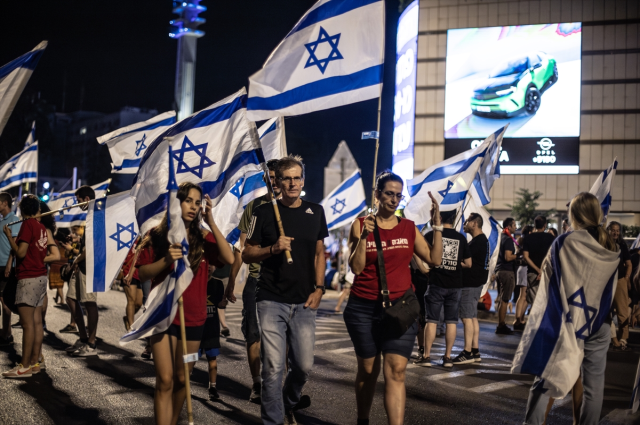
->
xmin=506 ymin=188 xmax=557 ymax=227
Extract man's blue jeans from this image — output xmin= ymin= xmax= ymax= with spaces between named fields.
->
xmin=257 ymin=300 xmax=317 ymax=425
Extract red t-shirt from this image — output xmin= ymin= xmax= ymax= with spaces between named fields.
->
xmin=351 ymin=217 xmax=416 ymax=301
xmin=136 ymin=232 xmax=224 ymax=327
xmin=15 ymin=218 xmax=48 ymax=280
xmin=122 ymin=246 xmax=140 ymax=281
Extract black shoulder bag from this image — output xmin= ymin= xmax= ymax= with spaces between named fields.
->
xmin=373 ymin=220 xmax=421 ymax=339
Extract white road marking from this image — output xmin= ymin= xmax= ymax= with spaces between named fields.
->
xmin=469 ymin=380 xmax=525 ymax=393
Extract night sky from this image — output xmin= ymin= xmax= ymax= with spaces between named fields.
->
xmin=0 ymin=0 xmax=401 ymax=203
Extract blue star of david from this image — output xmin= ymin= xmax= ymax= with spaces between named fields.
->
xmin=135 ymin=134 xmax=147 ymax=156
xmin=230 ymin=177 xmax=245 ymax=200
xmin=109 ymin=222 xmax=138 ymax=251
xmin=331 ymin=198 xmax=346 ymax=215
xmin=567 ymin=287 xmax=598 ymax=340
xmin=62 ymin=197 xmax=77 ymax=208
xmin=438 ymin=181 xmax=454 ymax=198
xmin=172 ymin=135 xmax=216 ymax=179
xmin=304 ymin=26 xmax=344 ymax=74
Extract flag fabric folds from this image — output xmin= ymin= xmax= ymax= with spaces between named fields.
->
xmin=24 ymin=121 xmax=36 ymax=147
xmin=247 ymin=0 xmax=385 ymax=121
xmin=0 ymin=142 xmax=38 ymax=190
xmin=471 ymin=127 xmax=504 ymax=205
xmin=511 ymin=230 xmax=619 ymax=398
xmin=589 ymin=157 xmax=618 ymax=220
xmin=321 ymin=169 xmax=366 ymax=231
xmin=0 ymin=41 xmax=47 ymax=137
xmin=131 ymin=88 xmax=265 ymax=235
xmin=121 ymin=147 xmax=194 ymax=343
xmin=97 ymin=111 xmax=177 ymax=174
xmin=47 ymin=179 xmax=111 ymax=228
xmin=85 ymin=191 xmax=139 ymax=293
xmin=404 ymin=126 xmax=507 ymax=227
xmin=257 ymin=117 xmax=288 ymax=161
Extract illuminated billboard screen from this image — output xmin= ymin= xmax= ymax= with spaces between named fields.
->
xmin=444 ymin=23 xmax=582 ymax=174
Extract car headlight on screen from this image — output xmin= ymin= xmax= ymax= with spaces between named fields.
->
xmin=495 ymin=87 xmax=516 ymax=96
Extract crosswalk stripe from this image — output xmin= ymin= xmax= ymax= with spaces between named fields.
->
xmin=469 ymin=380 xmax=524 ymax=393
xmin=314 ymin=338 xmax=352 ymax=346
xmin=427 ymin=369 xmax=477 ymax=381
xmin=315 ymin=331 xmax=348 ymax=336
xmin=328 ymin=347 xmax=355 ymax=354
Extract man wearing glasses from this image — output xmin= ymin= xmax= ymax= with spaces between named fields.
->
xmin=243 ymin=154 xmax=329 ymax=425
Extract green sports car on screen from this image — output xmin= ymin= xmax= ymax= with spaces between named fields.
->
xmin=470 ymin=51 xmax=558 ymax=118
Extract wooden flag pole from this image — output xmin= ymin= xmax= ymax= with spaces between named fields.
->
xmin=8 ymin=201 xmax=91 ymax=226
xmin=178 ymin=296 xmax=195 ymax=425
xmin=370 ymin=95 xmax=382 ymax=211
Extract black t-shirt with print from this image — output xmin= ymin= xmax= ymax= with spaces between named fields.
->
xmin=248 ymin=199 xmax=329 ymax=304
xmin=463 ymin=233 xmax=490 ymax=288
xmin=495 ymin=233 xmax=516 ymax=273
xmin=425 ymin=228 xmax=471 ymax=289
xmin=522 ymin=232 xmax=556 ymax=274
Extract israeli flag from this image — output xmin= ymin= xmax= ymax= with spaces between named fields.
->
xmin=132 ymin=88 xmax=264 ymax=235
xmin=404 ymin=126 xmax=507 ymax=227
xmin=0 ymin=41 xmax=47 ymax=137
xmin=47 ymin=179 xmax=111 ymax=228
xmin=589 ymin=157 xmax=617 ymax=220
xmin=96 ymin=111 xmax=177 ymax=174
xmin=24 ymin=121 xmax=35 ymax=147
xmin=321 ymin=169 xmax=366 ymax=231
xmin=0 ymin=142 xmax=38 ymax=190
xmin=121 ymin=146 xmax=194 ymax=343
xmin=247 ymin=0 xmax=384 ymax=121
xmin=258 ymin=117 xmax=288 ymax=161
xmin=511 ymin=230 xmax=619 ymax=398
xmin=471 ymin=128 xmax=504 ymax=205
xmin=631 ymin=233 xmax=640 ymax=251
xmin=85 ymin=191 xmax=139 ymax=293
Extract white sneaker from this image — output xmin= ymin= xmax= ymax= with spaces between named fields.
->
xmin=65 ymin=340 xmax=85 ymax=353
xmin=72 ymin=344 xmax=98 ymax=357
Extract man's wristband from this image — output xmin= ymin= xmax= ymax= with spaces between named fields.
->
xmin=269 ymin=245 xmax=274 ymax=255
xmin=432 ymin=225 xmax=444 ymax=232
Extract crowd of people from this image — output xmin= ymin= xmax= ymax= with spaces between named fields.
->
xmin=0 ymin=155 xmax=637 ymax=425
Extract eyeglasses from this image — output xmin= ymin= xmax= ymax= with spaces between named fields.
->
xmin=278 ymin=176 xmax=303 ymax=185
xmin=381 ymin=190 xmax=405 ymax=201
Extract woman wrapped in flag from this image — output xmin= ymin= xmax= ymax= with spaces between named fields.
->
xmin=135 ymin=182 xmax=234 ymax=425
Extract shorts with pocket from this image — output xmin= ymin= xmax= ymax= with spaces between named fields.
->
xmin=16 ymin=276 xmax=48 ymax=307
xmin=67 ymin=270 xmax=97 ymax=303
xmin=459 ymin=286 xmax=483 ymax=319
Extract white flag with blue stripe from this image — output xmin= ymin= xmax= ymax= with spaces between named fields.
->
xmin=24 ymin=121 xmax=36 ymax=147
xmin=321 ymin=169 xmax=366 ymax=231
xmin=247 ymin=0 xmax=384 ymax=121
xmin=258 ymin=117 xmax=288 ymax=161
xmin=0 ymin=41 xmax=47 ymax=137
xmin=589 ymin=157 xmax=617 ymax=220
xmin=47 ymin=179 xmax=111 ymax=228
xmin=96 ymin=111 xmax=177 ymax=174
xmin=404 ymin=126 xmax=507 ymax=227
xmin=121 ymin=146 xmax=194 ymax=343
xmin=470 ymin=127 xmax=504 ymax=205
xmin=511 ymin=230 xmax=619 ymax=398
xmin=0 ymin=142 xmax=38 ymax=191
xmin=85 ymin=191 xmax=139 ymax=293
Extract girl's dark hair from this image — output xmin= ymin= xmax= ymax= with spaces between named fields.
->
xmin=139 ymin=182 xmax=205 ymax=273
xmin=39 ymin=201 xmax=56 ymax=233
xmin=54 ymin=227 xmax=71 ymax=242
xmin=19 ymin=194 xmax=40 ymax=217
xmin=522 ymin=225 xmax=534 ymax=236
xmin=375 ymin=171 xmax=403 ymax=192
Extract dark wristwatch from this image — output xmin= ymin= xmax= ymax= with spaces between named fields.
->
xmin=315 ymin=285 xmax=326 ymax=295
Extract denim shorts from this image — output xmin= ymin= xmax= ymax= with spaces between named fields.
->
xmin=424 ymin=285 xmax=462 ymax=324
xmin=459 ymin=286 xmax=483 ymax=319
xmin=343 ymin=295 xmax=418 ymax=360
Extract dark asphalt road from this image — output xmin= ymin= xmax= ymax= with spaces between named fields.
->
xmin=0 ymin=287 xmax=638 ymax=425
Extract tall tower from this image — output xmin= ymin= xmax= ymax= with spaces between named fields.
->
xmin=170 ymin=1 xmax=206 ymax=120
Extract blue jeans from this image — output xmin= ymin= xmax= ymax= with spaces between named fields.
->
xmin=257 ymin=300 xmax=317 ymax=425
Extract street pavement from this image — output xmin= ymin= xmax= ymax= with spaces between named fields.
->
xmin=0 ymin=287 xmax=639 ymax=425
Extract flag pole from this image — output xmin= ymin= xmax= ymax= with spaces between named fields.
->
xmin=8 ymin=201 xmax=91 ymax=226
xmin=178 ymin=296 xmax=195 ymax=425
xmin=370 ymin=94 xmax=382 ymax=210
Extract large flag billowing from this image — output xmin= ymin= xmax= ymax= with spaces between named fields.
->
xmin=47 ymin=179 xmax=111 ymax=228
xmin=258 ymin=117 xmax=288 ymax=161
xmin=511 ymin=230 xmax=619 ymax=398
xmin=132 ymin=88 xmax=265 ymax=235
xmin=247 ymin=0 xmax=384 ymax=121
xmin=0 ymin=41 xmax=47 ymax=137
xmin=96 ymin=111 xmax=177 ymax=174
xmin=589 ymin=157 xmax=617 ymax=220
xmin=0 ymin=142 xmax=38 ymax=190
xmin=121 ymin=147 xmax=194 ymax=343
xmin=471 ymin=127 xmax=505 ymax=205
xmin=85 ymin=191 xmax=139 ymax=293
xmin=321 ymin=169 xmax=366 ymax=231
xmin=404 ymin=126 xmax=507 ymax=227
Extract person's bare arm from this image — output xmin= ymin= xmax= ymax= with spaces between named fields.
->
xmin=348 ymin=216 xmax=372 ymax=275
xmin=44 ymin=229 xmax=60 ymax=263
xmin=461 ymin=257 xmax=472 ymax=268
xmin=304 ymin=240 xmax=325 ymax=309
xmin=413 ymin=254 xmax=429 ymax=274
xmin=523 ymin=251 xmax=540 ymax=275
xmin=413 ymin=191 xmax=443 ymax=266
xmin=138 ymin=244 xmax=182 ymax=282
xmin=505 ymin=249 xmax=517 ymax=262
xmin=243 ymin=236 xmax=292 ymax=264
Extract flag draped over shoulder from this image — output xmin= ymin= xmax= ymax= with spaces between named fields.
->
xmin=121 ymin=147 xmax=194 ymax=344
xmin=131 ymin=88 xmax=264 ymax=235
xmin=85 ymin=191 xmax=139 ymax=293
xmin=0 ymin=41 xmax=47 ymax=137
xmin=47 ymin=179 xmax=111 ymax=228
xmin=0 ymin=142 xmax=38 ymax=190
xmin=96 ymin=111 xmax=177 ymax=174
xmin=404 ymin=126 xmax=507 ymax=227
xmin=511 ymin=230 xmax=619 ymax=398
xmin=247 ymin=0 xmax=385 ymax=121
xmin=589 ymin=157 xmax=617 ymax=220
xmin=321 ymin=169 xmax=366 ymax=231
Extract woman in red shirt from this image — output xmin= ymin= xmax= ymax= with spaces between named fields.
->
xmin=136 ymin=182 xmax=234 ymax=425
xmin=345 ymin=172 xmax=443 ymax=425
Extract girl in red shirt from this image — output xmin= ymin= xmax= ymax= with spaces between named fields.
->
xmin=345 ymin=172 xmax=443 ymax=425
xmin=136 ymin=182 xmax=234 ymax=425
